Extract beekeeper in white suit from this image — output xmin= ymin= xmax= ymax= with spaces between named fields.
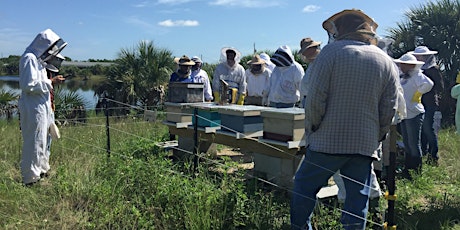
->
xmin=18 ymin=28 xmax=67 ymax=186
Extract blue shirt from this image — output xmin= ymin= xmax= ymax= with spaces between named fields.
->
xmin=169 ymin=72 xmax=193 ymax=83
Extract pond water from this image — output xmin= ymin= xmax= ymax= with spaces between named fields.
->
xmin=0 ymin=75 xmax=98 ymax=110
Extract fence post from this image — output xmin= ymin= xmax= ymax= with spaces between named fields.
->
xmin=193 ymin=108 xmax=199 ymax=173
xmin=385 ymin=125 xmax=398 ymax=229
xmin=103 ymin=96 xmax=111 ymax=158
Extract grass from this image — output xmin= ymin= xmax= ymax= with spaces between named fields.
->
xmin=0 ymin=113 xmax=459 ymax=229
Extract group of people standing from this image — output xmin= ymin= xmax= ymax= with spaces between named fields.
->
xmin=17 ymin=8 xmax=451 ymax=230
xmin=285 ymin=9 xmax=445 ymax=230
xmin=169 ymin=45 xmax=306 ymax=108
xmin=167 ymin=8 xmax=447 ymax=229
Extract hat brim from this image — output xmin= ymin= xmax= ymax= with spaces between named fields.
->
xmin=299 ymin=41 xmax=321 ymax=54
xmin=221 ymin=47 xmax=241 ymax=58
xmin=178 ymin=61 xmax=195 ymax=66
xmin=322 ymin=9 xmax=378 ymax=34
xmin=247 ymin=60 xmax=265 ymax=65
xmin=408 ymin=50 xmax=438 ymax=55
xmin=393 ymin=59 xmax=425 ymax=65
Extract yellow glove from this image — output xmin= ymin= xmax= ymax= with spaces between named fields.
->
xmin=456 ymin=71 xmax=460 ymax=84
xmin=237 ymin=94 xmax=245 ymax=105
xmin=411 ymin=90 xmax=422 ymax=103
xmin=213 ymin=92 xmax=220 ymax=103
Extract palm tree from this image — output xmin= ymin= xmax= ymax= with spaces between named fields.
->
xmin=54 ymin=87 xmax=88 ymax=124
xmin=95 ymin=41 xmax=175 ymax=111
xmin=388 ymin=0 xmax=460 ymax=82
xmin=0 ymin=89 xmax=19 ymax=120
xmin=387 ymin=0 xmax=460 ymax=125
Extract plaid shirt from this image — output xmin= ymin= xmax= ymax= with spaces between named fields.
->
xmin=304 ymin=40 xmax=398 ymax=158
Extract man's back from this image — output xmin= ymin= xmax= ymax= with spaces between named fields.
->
xmin=304 ymin=39 xmax=398 ymax=157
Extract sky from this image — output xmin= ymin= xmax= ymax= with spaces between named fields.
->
xmin=0 ymin=0 xmax=434 ymax=64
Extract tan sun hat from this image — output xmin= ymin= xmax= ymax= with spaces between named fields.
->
xmin=322 ymin=9 xmax=378 ymax=36
xmin=247 ymin=54 xmax=265 ymax=65
xmin=299 ymin=37 xmax=321 ymax=54
xmin=177 ymin=55 xmax=195 ymax=66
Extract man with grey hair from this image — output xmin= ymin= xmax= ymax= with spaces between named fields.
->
xmin=290 ymin=9 xmax=399 ymax=229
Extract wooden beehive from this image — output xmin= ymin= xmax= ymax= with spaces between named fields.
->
xmin=167 ymin=82 xmax=204 ymax=103
xmin=261 ymin=107 xmax=305 ymax=142
xmin=218 ymin=105 xmax=267 ymax=134
xmin=191 ymin=103 xmax=222 ymax=128
xmin=164 ymin=102 xmax=202 ymax=126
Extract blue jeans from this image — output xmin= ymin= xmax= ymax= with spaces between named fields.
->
xmin=421 ymin=106 xmax=439 ymax=159
xmin=291 ymin=149 xmax=373 ymax=230
xmin=400 ymin=113 xmax=424 ymax=171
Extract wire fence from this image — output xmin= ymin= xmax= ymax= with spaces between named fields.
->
xmin=50 ymin=97 xmax=393 ymax=228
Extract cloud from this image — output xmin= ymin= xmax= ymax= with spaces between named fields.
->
xmin=157 ymin=0 xmax=192 ymax=5
xmin=302 ymin=5 xmax=320 ymax=13
xmin=209 ymin=0 xmax=281 ymax=8
xmin=133 ymin=1 xmax=150 ymax=7
xmin=158 ymin=19 xmax=199 ymax=27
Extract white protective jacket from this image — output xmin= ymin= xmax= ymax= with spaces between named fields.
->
xmin=18 ymin=29 xmax=65 ymax=184
xmin=266 ymin=62 xmax=304 ymax=104
xmin=400 ymin=70 xmax=433 ymax=119
xmin=191 ymin=69 xmax=213 ymax=101
xmin=212 ymin=62 xmax=247 ymax=95
xmin=245 ymin=68 xmax=271 ymax=97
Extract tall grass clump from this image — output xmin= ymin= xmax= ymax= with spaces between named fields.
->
xmin=0 ymin=115 xmax=291 ymax=229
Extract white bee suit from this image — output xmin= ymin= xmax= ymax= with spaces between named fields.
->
xmin=18 ymin=29 xmax=66 ymax=184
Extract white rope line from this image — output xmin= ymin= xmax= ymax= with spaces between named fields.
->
xmin=59 ymin=136 xmax=129 ymax=160
xmin=66 ymin=98 xmax=386 ymax=227
xmin=107 ymin=126 xmax=155 ymax=141
xmin=55 ymin=139 xmax=195 ymax=180
xmin=103 ymin=99 xmax=384 ymax=202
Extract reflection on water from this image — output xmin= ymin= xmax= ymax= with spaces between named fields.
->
xmin=0 ymin=75 xmax=98 ymax=110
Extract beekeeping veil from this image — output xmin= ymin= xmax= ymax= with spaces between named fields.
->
xmin=322 ymin=9 xmax=378 ymax=45
xmin=219 ymin=47 xmax=242 ymax=64
xmin=26 ymin=28 xmax=67 ymax=69
xmin=45 ymin=54 xmax=65 ymax=72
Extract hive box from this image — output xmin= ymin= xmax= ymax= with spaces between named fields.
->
xmin=217 ymin=105 xmax=267 ymax=136
xmin=191 ymin=103 xmax=222 ymax=128
xmin=167 ymin=82 xmax=204 ymax=103
xmin=261 ymin=107 xmax=305 ymax=144
xmin=165 ymin=102 xmax=210 ymax=127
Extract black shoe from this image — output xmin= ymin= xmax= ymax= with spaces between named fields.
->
xmin=40 ymin=171 xmax=50 ymax=178
xmin=401 ymin=169 xmax=412 ymax=180
xmin=24 ymin=178 xmax=41 ymax=187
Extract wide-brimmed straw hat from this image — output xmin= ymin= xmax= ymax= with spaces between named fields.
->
xmin=247 ymin=54 xmax=265 ymax=65
xmin=299 ymin=37 xmax=321 ymax=54
xmin=408 ymin=46 xmax=438 ymax=56
xmin=322 ymin=9 xmax=378 ymax=35
xmin=393 ymin=53 xmax=425 ymax=65
xmin=177 ymin=55 xmax=195 ymax=66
